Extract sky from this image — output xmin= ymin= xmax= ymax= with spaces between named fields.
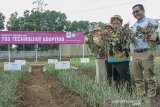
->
xmin=0 ymin=0 xmax=160 ymax=27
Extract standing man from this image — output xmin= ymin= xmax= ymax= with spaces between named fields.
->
xmin=108 ymin=15 xmax=131 ymax=88
xmin=131 ymin=4 xmax=159 ymax=105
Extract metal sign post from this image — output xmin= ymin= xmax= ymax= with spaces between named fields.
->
xmin=59 ymin=44 xmax=62 ymax=61
xmin=83 ymin=44 xmax=85 ymax=58
xmin=83 ymin=43 xmax=87 ymax=66
xmin=8 ymin=44 xmax=11 ymax=62
xmin=35 ymin=44 xmax=38 ymax=62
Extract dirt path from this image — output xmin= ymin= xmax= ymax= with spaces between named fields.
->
xmin=14 ymin=65 xmax=89 ymax=107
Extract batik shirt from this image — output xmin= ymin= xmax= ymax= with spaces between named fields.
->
xmin=108 ymin=32 xmax=130 ymax=63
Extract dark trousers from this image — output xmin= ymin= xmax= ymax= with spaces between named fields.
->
xmin=105 ymin=61 xmax=112 ymax=84
xmin=112 ymin=61 xmax=131 ymax=84
xmin=105 ymin=61 xmax=131 ymax=86
xmin=106 ymin=61 xmax=132 ymax=92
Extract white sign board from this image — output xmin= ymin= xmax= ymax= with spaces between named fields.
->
xmin=55 ymin=61 xmax=70 ymax=70
xmin=4 ymin=62 xmax=21 ymax=71
xmin=80 ymin=58 xmax=90 ymax=63
xmin=48 ymin=59 xmax=58 ymax=64
xmin=15 ymin=60 xmax=26 ymax=65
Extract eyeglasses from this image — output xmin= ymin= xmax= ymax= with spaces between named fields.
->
xmin=132 ymin=10 xmax=141 ymax=14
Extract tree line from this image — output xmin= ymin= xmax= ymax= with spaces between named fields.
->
xmin=0 ymin=10 xmax=105 ymax=51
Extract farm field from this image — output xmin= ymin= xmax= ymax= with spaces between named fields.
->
xmin=0 ymin=56 xmax=160 ymax=107
xmin=13 ymin=65 xmax=88 ymax=107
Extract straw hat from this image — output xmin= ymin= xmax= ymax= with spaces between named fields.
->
xmin=110 ymin=15 xmax=123 ymax=24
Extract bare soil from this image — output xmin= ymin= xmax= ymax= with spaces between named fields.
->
xmin=13 ymin=65 xmax=90 ymax=107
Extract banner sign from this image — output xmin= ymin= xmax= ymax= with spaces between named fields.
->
xmin=0 ymin=31 xmax=84 ymax=44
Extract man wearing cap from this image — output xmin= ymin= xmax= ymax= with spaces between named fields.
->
xmin=131 ymin=4 xmax=159 ymax=105
xmin=108 ymin=15 xmax=132 ymax=89
xmin=87 ymin=26 xmax=107 ymax=83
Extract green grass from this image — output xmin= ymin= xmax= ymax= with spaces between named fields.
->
xmin=0 ymin=56 xmax=159 ymax=107
xmin=46 ymin=63 xmax=141 ymax=107
xmin=45 ymin=56 xmax=160 ymax=107
xmin=0 ymin=64 xmax=30 ymax=107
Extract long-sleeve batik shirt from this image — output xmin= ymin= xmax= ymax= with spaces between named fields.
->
xmin=108 ymin=32 xmax=130 ymax=63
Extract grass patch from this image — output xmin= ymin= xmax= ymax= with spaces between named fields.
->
xmin=0 ymin=64 xmax=30 ymax=107
xmin=45 ymin=63 xmax=142 ymax=107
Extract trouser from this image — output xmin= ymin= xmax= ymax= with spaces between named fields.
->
xmin=95 ymin=58 xmax=107 ymax=83
xmin=133 ymin=52 xmax=157 ymax=97
xmin=105 ymin=61 xmax=113 ymax=84
xmin=112 ymin=61 xmax=131 ymax=85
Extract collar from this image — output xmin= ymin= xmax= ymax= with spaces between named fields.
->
xmin=137 ymin=16 xmax=146 ymax=23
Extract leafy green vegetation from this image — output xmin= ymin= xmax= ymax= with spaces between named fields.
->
xmin=45 ymin=59 xmax=148 ymax=107
xmin=0 ymin=64 xmax=30 ymax=107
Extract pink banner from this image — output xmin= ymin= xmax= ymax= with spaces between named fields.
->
xmin=0 ymin=31 xmax=84 ymax=44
